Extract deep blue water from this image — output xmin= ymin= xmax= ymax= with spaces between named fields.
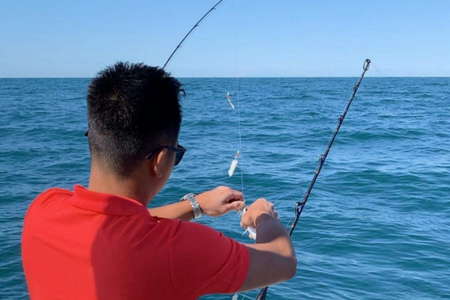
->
xmin=1 ymin=77 xmax=449 ymax=299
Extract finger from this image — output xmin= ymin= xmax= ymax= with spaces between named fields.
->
xmin=228 ymin=190 xmax=244 ymax=203
xmin=226 ymin=201 xmax=245 ymax=211
xmin=240 ymin=213 xmax=251 ymax=228
xmin=234 ymin=201 xmax=245 ymax=210
xmin=217 ymin=185 xmax=230 ymax=190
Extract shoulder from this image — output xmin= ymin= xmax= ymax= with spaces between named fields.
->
xmin=34 ymin=187 xmax=72 ymax=206
xmin=26 ymin=187 xmax=73 ymax=215
xmin=36 ymin=187 xmax=73 ymax=202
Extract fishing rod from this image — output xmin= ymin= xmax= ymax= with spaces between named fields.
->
xmin=255 ymin=58 xmax=371 ymax=300
xmin=162 ymin=0 xmax=225 ymax=69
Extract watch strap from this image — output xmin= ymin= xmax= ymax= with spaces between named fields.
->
xmin=180 ymin=193 xmax=203 ymax=219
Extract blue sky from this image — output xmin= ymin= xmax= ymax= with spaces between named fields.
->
xmin=1 ymin=0 xmax=449 ymax=77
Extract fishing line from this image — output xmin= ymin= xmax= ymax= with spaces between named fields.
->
xmin=161 ymin=0 xmax=245 ymax=196
xmin=226 ymin=90 xmax=243 ymax=181
xmin=226 ymin=24 xmax=244 ymax=191
xmin=160 ymin=0 xmax=245 ymax=185
xmin=255 ymin=59 xmax=371 ymax=300
xmin=161 ymin=0 xmax=246 ymax=195
xmin=159 ymin=2 xmax=372 ymax=299
xmin=237 ymin=79 xmax=245 ymax=194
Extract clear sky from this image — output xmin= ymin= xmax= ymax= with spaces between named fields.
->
xmin=1 ymin=0 xmax=449 ymax=77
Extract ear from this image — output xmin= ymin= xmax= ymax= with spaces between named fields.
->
xmin=151 ymin=149 xmax=168 ymax=178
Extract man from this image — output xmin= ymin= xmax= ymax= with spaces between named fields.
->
xmin=22 ymin=62 xmax=296 ymax=299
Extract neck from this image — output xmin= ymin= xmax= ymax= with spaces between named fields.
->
xmin=88 ymin=162 xmax=155 ymax=206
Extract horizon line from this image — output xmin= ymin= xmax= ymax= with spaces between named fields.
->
xmin=1 ymin=75 xmax=450 ymax=79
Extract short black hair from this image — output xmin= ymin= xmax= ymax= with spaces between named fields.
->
xmin=87 ymin=62 xmax=182 ymax=176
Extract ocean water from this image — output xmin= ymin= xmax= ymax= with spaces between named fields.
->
xmin=1 ymin=77 xmax=449 ymax=299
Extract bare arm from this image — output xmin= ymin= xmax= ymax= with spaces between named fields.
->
xmin=149 ymin=200 xmax=194 ymax=221
xmin=149 ymin=186 xmax=244 ymax=221
xmin=238 ymin=200 xmax=297 ymax=291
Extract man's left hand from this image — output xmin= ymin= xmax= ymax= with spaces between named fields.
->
xmin=196 ymin=186 xmax=245 ymax=217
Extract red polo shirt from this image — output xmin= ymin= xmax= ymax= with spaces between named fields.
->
xmin=22 ymin=185 xmax=249 ymax=300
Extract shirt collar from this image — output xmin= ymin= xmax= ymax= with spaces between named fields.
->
xmin=70 ymin=185 xmax=148 ymax=216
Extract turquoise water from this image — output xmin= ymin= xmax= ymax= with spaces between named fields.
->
xmin=1 ymin=77 xmax=449 ymax=299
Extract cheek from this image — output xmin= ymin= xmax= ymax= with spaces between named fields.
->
xmin=164 ymin=155 xmax=175 ymax=176
xmin=161 ymin=166 xmax=173 ymax=184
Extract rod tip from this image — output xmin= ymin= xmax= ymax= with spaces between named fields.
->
xmin=363 ymin=59 xmax=371 ymax=71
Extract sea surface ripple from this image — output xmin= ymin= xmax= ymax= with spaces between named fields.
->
xmin=0 ymin=77 xmax=449 ymax=299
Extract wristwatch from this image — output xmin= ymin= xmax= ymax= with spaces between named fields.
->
xmin=180 ymin=193 xmax=203 ymax=219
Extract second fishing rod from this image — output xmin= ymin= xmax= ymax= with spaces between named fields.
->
xmin=255 ymin=59 xmax=371 ymax=300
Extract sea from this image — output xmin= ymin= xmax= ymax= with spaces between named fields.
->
xmin=1 ymin=77 xmax=449 ymax=299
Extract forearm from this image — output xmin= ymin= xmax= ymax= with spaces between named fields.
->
xmin=148 ymin=201 xmax=194 ymax=221
xmin=241 ymin=213 xmax=297 ymax=290
xmin=254 ymin=214 xmax=295 ymax=258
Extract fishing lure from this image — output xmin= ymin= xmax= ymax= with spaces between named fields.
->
xmin=226 ymin=91 xmax=236 ymax=110
xmin=228 ymin=150 xmax=240 ymax=177
xmin=241 ymin=207 xmax=257 ymax=240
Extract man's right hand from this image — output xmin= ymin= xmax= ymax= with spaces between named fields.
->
xmin=240 ymin=198 xmax=278 ymax=229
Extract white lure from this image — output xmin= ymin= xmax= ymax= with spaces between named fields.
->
xmin=245 ymin=226 xmax=257 ymax=240
xmin=241 ymin=207 xmax=257 ymax=240
xmin=228 ymin=151 xmax=240 ymax=177
xmin=226 ymin=92 xmax=236 ymax=110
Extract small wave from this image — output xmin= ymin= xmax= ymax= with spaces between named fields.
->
xmin=339 ymin=129 xmax=426 ymax=143
xmin=426 ymin=82 xmax=449 ymax=87
xmin=265 ymin=94 xmax=314 ymax=101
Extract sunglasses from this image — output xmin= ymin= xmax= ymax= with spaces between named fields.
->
xmin=146 ymin=145 xmax=186 ymax=166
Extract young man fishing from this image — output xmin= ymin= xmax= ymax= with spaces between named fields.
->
xmin=22 ymin=62 xmax=296 ymax=299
